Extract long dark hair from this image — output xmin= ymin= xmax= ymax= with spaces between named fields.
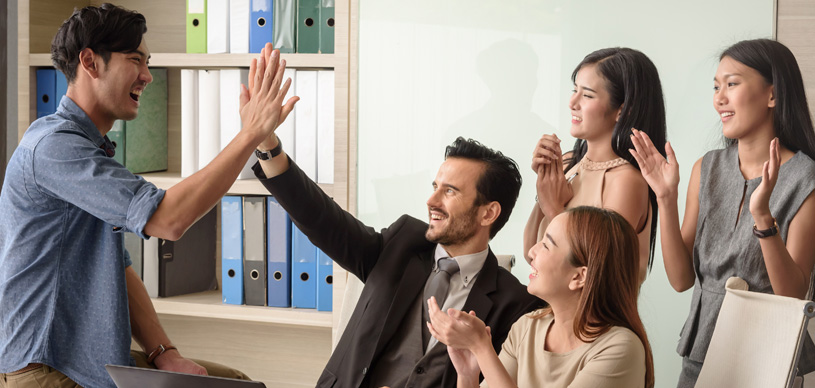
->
xmin=565 ymin=48 xmax=667 ymax=271
xmin=720 ymin=39 xmax=815 ymax=160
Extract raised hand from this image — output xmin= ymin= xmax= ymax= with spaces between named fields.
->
xmin=749 ymin=138 xmax=781 ymax=222
xmin=531 ymin=134 xmax=563 ymax=172
xmin=535 ymin=149 xmax=573 ymax=219
xmin=629 ymin=128 xmax=679 ymax=200
xmin=239 ymin=42 xmax=299 ymax=150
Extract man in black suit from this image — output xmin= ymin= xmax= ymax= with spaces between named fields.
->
xmin=253 ymin=136 xmax=544 ymax=388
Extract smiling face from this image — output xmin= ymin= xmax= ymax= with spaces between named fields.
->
xmin=713 ymin=56 xmax=775 ymax=140
xmin=425 ymin=157 xmax=486 ymax=248
xmin=95 ymin=39 xmax=153 ymax=122
xmin=568 ymin=64 xmax=619 ymax=143
xmin=526 ymin=213 xmax=584 ymax=301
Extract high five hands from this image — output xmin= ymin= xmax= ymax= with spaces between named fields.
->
xmin=239 ymin=42 xmax=300 ymax=151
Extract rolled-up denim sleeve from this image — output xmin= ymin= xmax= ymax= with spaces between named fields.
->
xmin=31 ymin=129 xmax=165 ymax=239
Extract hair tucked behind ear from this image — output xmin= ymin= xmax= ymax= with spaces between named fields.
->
xmin=564 ymin=206 xmax=655 ymax=388
xmin=720 ymin=39 xmax=815 ymax=160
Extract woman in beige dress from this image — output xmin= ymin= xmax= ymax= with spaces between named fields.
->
xmin=523 ymin=47 xmax=667 ymax=283
xmin=428 ymin=206 xmax=654 ymax=388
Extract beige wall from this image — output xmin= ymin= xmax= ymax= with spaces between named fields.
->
xmin=777 ymin=0 xmax=815 ymax=117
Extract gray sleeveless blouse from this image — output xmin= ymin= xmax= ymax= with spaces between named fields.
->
xmin=678 ymin=145 xmax=815 ymax=373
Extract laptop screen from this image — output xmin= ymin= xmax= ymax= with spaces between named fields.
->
xmin=106 ymin=365 xmax=267 ymax=388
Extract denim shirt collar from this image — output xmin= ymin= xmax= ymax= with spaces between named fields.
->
xmin=56 ymin=96 xmax=116 ymax=156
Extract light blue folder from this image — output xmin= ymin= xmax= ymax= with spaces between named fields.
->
xmin=291 ymin=224 xmax=317 ymax=308
xmin=249 ymin=0 xmax=273 ymax=53
xmin=221 ymin=196 xmax=245 ymax=305
xmin=316 ymin=249 xmax=332 ymax=311
xmin=266 ymin=197 xmax=292 ymax=307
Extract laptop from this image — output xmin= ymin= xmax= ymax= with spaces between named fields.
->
xmin=106 ymin=365 xmax=267 ymax=388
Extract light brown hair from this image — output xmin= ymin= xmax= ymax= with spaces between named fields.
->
xmin=534 ymin=206 xmax=654 ymax=388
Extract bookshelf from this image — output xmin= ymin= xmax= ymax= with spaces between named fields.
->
xmin=16 ymin=0 xmax=356 ymax=386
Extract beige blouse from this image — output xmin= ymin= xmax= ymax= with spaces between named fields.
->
xmin=482 ymin=312 xmax=646 ymax=388
xmin=537 ymin=157 xmax=652 ymax=273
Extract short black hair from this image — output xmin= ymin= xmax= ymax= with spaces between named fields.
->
xmin=445 ymin=137 xmax=522 ymax=239
xmin=51 ymin=3 xmax=147 ymax=83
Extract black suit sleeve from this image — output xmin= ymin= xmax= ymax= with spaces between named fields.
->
xmin=254 ymin=159 xmax=384 ymax=282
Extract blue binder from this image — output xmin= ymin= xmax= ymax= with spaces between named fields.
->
xmin=221 ymin=196 xmax=245 ymax=305
xmin=316 ymin=249 xmax=332 ymax=311
xmin=36 ymin=69 xmax=56 ymax=118
xmin=55 ymin=70 xmax=68 ymax=107
xmin=266 ymin=197 xmax=292 ymax=307
xmin=291 ymin=224 xmax=317 ymax=308
xmin=249 ymin=0 xmax=273 ymax=53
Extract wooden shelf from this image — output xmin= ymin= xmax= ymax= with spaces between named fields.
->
xmin=140 ymin=171 xmax=334 ymax=197
xmin=151 ymin=290 xmax=333 ymax=328
xmin=29 ymin=53 xmax=337 ymax=69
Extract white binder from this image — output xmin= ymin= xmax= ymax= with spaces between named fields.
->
xmin=180 ymin=69 xmax=199 ymax=178
xmin=276 ymin=68 xmax=297 ymax=160
xmin=230 ymin=0 xmax=250 ymax=53
xmin=220 ymin=68 xmax=255 ymax=179
xmin=198 ymin=70 xmax=221 ymax=170
xmin=207 ymin=0 xmax=230 ymax=53
xmin=294 ymin=70 xmax=317 ymax=180
xmin=317 ymin=70 xmax=334 ymax=184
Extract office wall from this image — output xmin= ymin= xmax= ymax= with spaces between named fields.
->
xmin=357 ymin=0 xmax=772 ymax=386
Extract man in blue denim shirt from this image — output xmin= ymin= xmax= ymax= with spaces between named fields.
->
xmin=0 ymin=4 xmax=297 ymax=388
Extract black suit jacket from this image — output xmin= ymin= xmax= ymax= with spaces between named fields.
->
xmin=255 ymin=160 xmax=545 ymax=388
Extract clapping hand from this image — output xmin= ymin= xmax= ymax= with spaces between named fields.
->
xmin=749 ymin=138 xmax=781 ymax=223
xmin=629 ymin=128 xmax=679 ymax=200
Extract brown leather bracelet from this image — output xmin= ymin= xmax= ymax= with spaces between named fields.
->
xmin=146 ymin=344 xmax=178 ymax=364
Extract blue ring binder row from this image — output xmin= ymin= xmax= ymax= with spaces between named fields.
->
xmin=125 ymin=195 xmax=333 ymax=311
xmin=186 ymin=0 xmax=335 ymax=54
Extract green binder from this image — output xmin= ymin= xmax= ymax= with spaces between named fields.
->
xmin=125 ymin=68 xmax=168 ymax=174
xmin=107 ymin=120 xmax=125 ymax=166
xmin=296 ymin=0 xmax=320 ymax=53
xmin=186 ymin=0 xmax=207 ymax=53
xmin=273 ymin=0 xmax=296 ymax=53
xmin=319 ymin=0 xmax=334 ymax=54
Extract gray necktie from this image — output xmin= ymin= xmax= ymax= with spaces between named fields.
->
xmin=422 ymin=258 xmax=461 ymax=350
xmin=425 ymin=258 xmax=461 ymax=313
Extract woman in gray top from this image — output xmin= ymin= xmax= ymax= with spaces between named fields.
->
xmin=630 ymin=39 xmax=815 ymax=387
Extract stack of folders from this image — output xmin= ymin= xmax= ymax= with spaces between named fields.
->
xmin=125 ymin=207 xmax=219 ymax=298
xmin=181 ymin=68 xmax=335 ymax=184
xmin=36 ymin=68 xmax=169 ymax=174
xmin=221 ymin=195 xmax=333 ymax=311
xmin=186 ymin=0 xmax=335 ymax=54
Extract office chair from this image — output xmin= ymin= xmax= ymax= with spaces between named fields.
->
xmin=695 ymin=277 xmax=815 ymax=388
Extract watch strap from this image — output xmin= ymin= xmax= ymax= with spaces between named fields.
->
xmin=752 ymin=218 xmax=779 ymax=239
xmin=146 ymin=344 xmax=178 ymax=364
xmin=255 ymin=136 xmax=283 ymax=160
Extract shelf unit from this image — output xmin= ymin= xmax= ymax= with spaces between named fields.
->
xmin=16 ymin=1 xmax=357 ymax=386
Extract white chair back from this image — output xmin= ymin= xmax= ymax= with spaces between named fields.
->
xmin=696 ymin=277 xmax=815 ymax=388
